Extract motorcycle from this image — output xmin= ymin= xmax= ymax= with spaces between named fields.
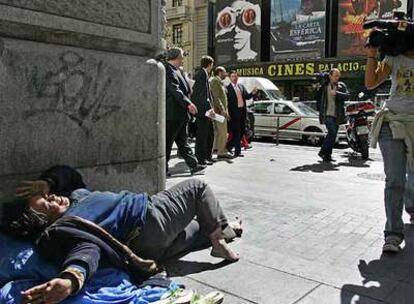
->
xmin=345 ymin=98 xmax=376 ymax=159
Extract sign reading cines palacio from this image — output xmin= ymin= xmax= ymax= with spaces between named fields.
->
xmin=229 ymin=58 xmax=367 ymax=80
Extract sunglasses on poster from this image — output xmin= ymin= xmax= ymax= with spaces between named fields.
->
xmin=216 ymin=4 xmax=261 ymax=36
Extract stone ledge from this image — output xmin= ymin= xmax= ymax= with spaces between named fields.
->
xmin=0 ymin=3 xmax=166 ymax=56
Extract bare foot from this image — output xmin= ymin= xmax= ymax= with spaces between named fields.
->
xmin=211 ymin=240 xmax=239 ymax=262
xmin=228 ymin=217 xmax=243 ymax=237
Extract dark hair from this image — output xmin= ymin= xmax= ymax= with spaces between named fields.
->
xmin=329 ymin=68 xmax=340 ymax=75
xmin=200 ymin=55 xmax=214 ymax=68
xmin=229 ymin=70 xmax=238 ymax=76
xmin=215 ymin=66 xmax=226 ymax=75
xmin=166 ymin=47 xmax=184 ymax=61
xmin=0 ymin=199 xmax=49 ymax=239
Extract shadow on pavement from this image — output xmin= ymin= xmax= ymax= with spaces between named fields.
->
xmin=167 ymin=161 xmax=205 ymax=178
xmin=164 ymin=259 xmax=230 ymax=277
xmin=341 ymin=224 xmax=414 ymax=304
xmin=290 ymin=153 xmax=370 ymax=173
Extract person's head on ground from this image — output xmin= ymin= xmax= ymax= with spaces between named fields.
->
xmin=229 ymin=70 xmax=238 ymax=84
xmin=329 ymin=68 xmax=341 ymax=85
xmin=200 ymin=55 xmax=214 ymax=74
xmin=215 ymin=66 xmax=227 ymax=80
xmin=166 ymin=47 xmax=184 ymax=68
xmin=2 ymin=194 xmax=70 ymax=238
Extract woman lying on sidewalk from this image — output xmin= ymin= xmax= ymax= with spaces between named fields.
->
xmin=2 ymin=166 xmax=242 ymax=304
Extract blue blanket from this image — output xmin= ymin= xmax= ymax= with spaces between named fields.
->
xmin=0 ymin=234 xmax=177 ymax=304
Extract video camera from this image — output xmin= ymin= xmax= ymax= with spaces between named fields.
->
xmin=364 ymin=12 xmax=414 ymax=57
xmin=314 ymin=72 xmax=330 ymax=86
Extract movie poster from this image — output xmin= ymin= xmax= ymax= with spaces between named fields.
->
xmin=215 ymin=0 xmax=262 ymax=65
xmin=270 ymin=0 xmax=326 ymax=61
xmin=337 ymin=0 xmax=408 ymax=57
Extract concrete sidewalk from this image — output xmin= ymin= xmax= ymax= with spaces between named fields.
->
xmin=165 ymin=142 xmax=414 ymax=304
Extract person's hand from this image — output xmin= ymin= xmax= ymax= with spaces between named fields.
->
xmin=21 ymin=278 xmax=73 ymax=304
xmin=187 ymin=103 xmax=198 ymax=115
xmin=206 ymin=109 xmax=216 ymax=120
xmin=366 ymin=47 xmax=378 ymax=58
xmin=15 ymin=180 xmax=51 ymax=199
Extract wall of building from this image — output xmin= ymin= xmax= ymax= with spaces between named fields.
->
xmin=165 ymin=0 xmax=209 ymax=75
xmin=0 ymin=1 xmax=166 ymax=205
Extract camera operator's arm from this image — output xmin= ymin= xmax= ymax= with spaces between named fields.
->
xmin=365 ymin=47 xmax=391 ymax=89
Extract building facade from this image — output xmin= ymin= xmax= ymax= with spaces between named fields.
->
xmin=210 ymin=0 xmax=413 ymax=100
xmin=165 ymin=0 xmax=209 ymax=75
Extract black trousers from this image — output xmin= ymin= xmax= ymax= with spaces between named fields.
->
xmin=195 ymin=117 xmax=214 ymax=162
xmin=166 ymin=120 xmax=198 ymax=170
xmin=229 ymin=110 xmax=243 ymax=155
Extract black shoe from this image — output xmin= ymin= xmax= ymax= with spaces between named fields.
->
xmin=217 ymin=153 xmax=233 ymax=159
xmin=206 ymin=158 xmax=217 ymax=163
xmin=205 ymin=160 xmax=214 ymax=165
xmin=234 ymin=153 xmax=244 ymax=158
xmin=190 ymin=165 xmax=207 ymax=175
xmin=318 ymin=151 xmax=332 ymax=162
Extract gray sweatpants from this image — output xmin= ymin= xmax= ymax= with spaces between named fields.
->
xmin=130 ymin=179 xmax=228 ymax=260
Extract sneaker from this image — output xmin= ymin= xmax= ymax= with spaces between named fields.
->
xmin=382 ymin=235 xmax=403 ymax=253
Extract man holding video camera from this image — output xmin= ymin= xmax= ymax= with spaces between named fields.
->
xmin=315 ymin=69 xmax=349 ymax=162
xmin=365 ymin=14 xmax=414 ymax=253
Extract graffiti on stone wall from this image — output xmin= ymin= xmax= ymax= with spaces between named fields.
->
xmin=24 ymin=51 xmax=121 ymax=131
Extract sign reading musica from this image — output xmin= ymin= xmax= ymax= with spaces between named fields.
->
xmin=232 ymin=59 xmax=367 ymax=79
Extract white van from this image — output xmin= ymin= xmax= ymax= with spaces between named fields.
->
xmin=231 ymin=77 xmax=285 ymax=104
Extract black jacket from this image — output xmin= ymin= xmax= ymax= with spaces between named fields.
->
xmin=226 ymin=83 xmax=252 ymax=124
xmin=316 ymin=81 xmax=349 ymax=125
xmin=192 ymin=67 xmax=213 ymax=117
xmin=164 ymin=62 xmax=192 ymax=121
xmin=37 ymin=216 xmax=156 ymax=284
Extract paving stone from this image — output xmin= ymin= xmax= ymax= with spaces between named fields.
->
xmin=295 ymin=284 xmax=385 ymax=304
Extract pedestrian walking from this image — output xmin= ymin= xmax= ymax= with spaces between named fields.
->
xmin=226 ymin=71 xmax=256 ymax=158
xmin=193 ymin=56 xmax=215 ymax=165
xmin=316 ymin=68 xmax=350 ymax=162
xmin=211 ymin=66 xmax=232 ymax=159
xmin=163 ymin=47 xmax=206 ymax=175
xmin=366 ymin=46 xmax=414 ymax=253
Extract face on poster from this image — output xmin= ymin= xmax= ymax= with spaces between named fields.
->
xmin=337 ymin=0 xmax=407 ymax=57
xmin=270 ymin=0 xmax=326 ymax=61
xmin=215 ymin=0 xmax=262 ymax=65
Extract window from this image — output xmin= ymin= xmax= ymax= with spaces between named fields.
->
xmin=254 ymin=103 xmax=272 ymax=114
xmin=275 ymin=103 xmax=293 ymax=115
xmin=172 ymin=24 xmax=183 ymax=45
xmin=173 ymin=0 xmax=182 ymax=7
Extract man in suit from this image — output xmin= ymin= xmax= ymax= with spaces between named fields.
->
xmin=226 ymin=71 xmax=256 ymax=157
xmin=210 ymin=66 xmax=232 ymax=159
xmin=192 ymin=56 xmax=215 ymax=165
xmin=164 ymin=47 xmax=206 ymax=175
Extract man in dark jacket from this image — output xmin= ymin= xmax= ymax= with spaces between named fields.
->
xmin=316 ymin=68 xmax=350 ymax=162
xmin=164 ymin=47 xmax=205 ymax=175
xmin=226 ymin=71 xmax=256 ymax=157
xmin=3 ymin=166 xmax=241 ymax=304
xmin=192 ymin=56 xmax=215 ymax=165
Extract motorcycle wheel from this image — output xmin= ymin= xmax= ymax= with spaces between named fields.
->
xmin=360 ymin=135 xmax=369 ymax=160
